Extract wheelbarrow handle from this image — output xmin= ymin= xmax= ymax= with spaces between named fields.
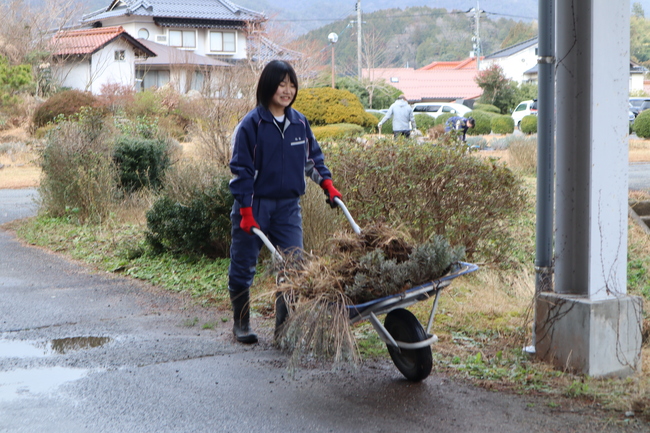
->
xmin=251 ymin=227 xmax=283 ymax=263
xmin=333 ymin=197 xmax=362 ymax=235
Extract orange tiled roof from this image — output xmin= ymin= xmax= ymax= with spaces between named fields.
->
xmin=363 ymin=67 xmax=483 ymax=102
xmin=419 ymin=57 xmax=482 ymax=71
xmin=52 ymin=26 xmax=130 ymax=56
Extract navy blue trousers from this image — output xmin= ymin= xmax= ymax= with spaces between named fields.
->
xmin=228 ymin=197 xmax=303 ymax=295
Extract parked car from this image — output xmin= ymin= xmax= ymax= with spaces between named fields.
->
xmin=411 ymin=102 xmax=471 ymax=119
xmin=629 ymin=97 xmax=650 ymax=117
xmin=511 ymin=99 xmax=537 ymax=128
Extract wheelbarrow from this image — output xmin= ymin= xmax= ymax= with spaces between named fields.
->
xmin=252 ymin=198 xmax=478 ymax=382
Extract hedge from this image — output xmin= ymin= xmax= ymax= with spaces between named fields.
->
xmin=293 ymin=87 xmax=377 ymax=129
xmin=520 ymin=115 xmax=538 ymax=135
xmin=312 ymin=123 xmax=365 ymax=142
xmin=491 ymin=115 xmax=515 ymax=134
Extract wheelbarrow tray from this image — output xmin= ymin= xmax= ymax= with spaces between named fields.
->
xmin=346 ymin=261 xmax=479 ymax=350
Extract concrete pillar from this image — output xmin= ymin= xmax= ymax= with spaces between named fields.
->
xmin=535 ymin=0 xmax=642 ymax=377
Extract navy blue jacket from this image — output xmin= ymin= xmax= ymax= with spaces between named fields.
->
xmin=229 ymin=105 xmax=332 ymax=208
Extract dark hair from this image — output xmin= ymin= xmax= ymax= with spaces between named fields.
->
xmin=466 ymin=117 xmax=475 ymax=127
xmin=256 ymin=60 xmax=299 ymax=108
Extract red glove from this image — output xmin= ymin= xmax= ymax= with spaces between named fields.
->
xmin=239 ymin=207 xmax=259 ymax=235
xmin=321 ymin=179 xmax=342 ymax=208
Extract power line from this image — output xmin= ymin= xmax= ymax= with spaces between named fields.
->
xmin=269 ymin=9 xmax=536 ymax=23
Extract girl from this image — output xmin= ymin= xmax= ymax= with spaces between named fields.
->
xmin=227 ymin=60 xmax=342 ymax=343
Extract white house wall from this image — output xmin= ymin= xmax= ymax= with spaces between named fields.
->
xmin=53 ymin=58 xmax=91 ymax=91
xmin=99 ymin=16 xmax=249 ymax=60
xmin=89 ymin=38 xmax=136 ymax=93
xmin=482 ymin=45 xmax=538 ymax=83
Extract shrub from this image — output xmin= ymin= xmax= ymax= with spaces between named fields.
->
xmin=39 ymin=121 xmax=116 ymax=223
xmin=634 ymin=110 xmax=650 ymax=138
xmin=415 ymin=113 xmax=436 ymax=133
xmin=293 ymin=87 xmax=377 ymax=128
xmin=520 ymin=115 xmax=538 ymax=134
xmin=473 ymin=103 xmax=500 ymax=114
xmin=368 ymin=111 xmax=393 ymax=134
xmin=312 ymin=123 xmax=364 ymax=142
xmin=326 ymin=139 xmax=527 ymax=263
xmin=467 ymin=110 xmax=497 ymax=136
xmin=33 ymin=90 xmax=99 ymax=128
xmin=145 ymin=169 xmax=234 ymax=258
xmin=113 ymin=136 xmax=175 ymax=192
xmin=435 ymin=113 xmax=455 ymax=126
xmin=491 ymin=115 xmax=515 ymax=134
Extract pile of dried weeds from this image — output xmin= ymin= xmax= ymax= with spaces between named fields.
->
xmin=275 ymin=223 xmax=464 ymax=367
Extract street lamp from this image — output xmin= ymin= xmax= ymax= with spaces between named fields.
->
xmin=328 ymin=32 xmax=338 ymax=88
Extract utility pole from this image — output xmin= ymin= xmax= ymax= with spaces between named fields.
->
xmin=356 ymin=0 xmax=362 ymax=80
xmin=474 ymin=0 xmax=481 ymax=70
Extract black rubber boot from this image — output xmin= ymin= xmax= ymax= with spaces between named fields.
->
xmin=230 ymin=290 xmax=258 ymax=344
xmin=274 ymin=291 xmax=289 ymax=340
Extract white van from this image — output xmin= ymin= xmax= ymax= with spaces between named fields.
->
xmin=511 ymin=100 xmax=538 ymax=128
xmin=412 ymin=102 xmax=471 ymax=119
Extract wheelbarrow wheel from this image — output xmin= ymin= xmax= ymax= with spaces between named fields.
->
xmin=384 ymin=308 xmax=433 ymax=382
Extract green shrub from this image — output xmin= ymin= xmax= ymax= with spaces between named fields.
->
xmin=520 ymin=115 xmax=538 ymax=134
xmin=435 ymin=113 xmax=455 ymax=126
xmin=369 ymin=111 xmax=393 ymax=134
xmin=39 ymin=121 xmax=116 ymax=223
xmin=312 ymin=123 xmax=364 ymax=142
xmin=33 ymin=90 xmax=99 ymax=128
xmin=634 ymin=110 xmax=650 ymax=138
xmin=491 ymin=115 xmax=515 ymax=134
xmin=145 ymin=173 xmax=234 ymax=258
xmin=415 ymin=113 xmax=436 ymax=133
xmin=326 ymin=139 xmax=527 ymax=263
xmin=473 ymin=103 xmax=500 ymax=114
xmin=293 ymin=87 xmax=377 ymax=128
xmin=113 ymin=136 xmax=174 ymax=192
xmin=467 ymin=110 xmax=497 ymax=136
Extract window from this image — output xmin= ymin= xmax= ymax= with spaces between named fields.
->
xmin=169 ymin=30 xmax=196 ymax=48
xmin=137 ymin=70 xmax=170 ymax=90
xmin=138 ymin=28 xmax=149 ymax=39
xmin=209 ymin=31 xmax=236 ymax=53
xmin=114 ymin=50 xmax=125 ymax=61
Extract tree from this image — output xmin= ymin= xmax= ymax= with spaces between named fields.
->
xmin=475 ymin=64 xmax=516 ymax=114
xmin=633 ymin=2 xmax=645 ymax=18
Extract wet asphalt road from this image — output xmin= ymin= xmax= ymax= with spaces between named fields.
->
xmin=0 ymin=189 xmax=648 ymax=432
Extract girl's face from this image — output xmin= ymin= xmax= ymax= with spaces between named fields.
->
xmin=268 ymin=74 xmax=296 ymax=116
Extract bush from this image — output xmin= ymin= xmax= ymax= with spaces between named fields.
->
xmin=369 ymin=111 xmax=393 ymax=134
xmin=435 ymin=113 xmax=455 ymax=126
xmin=326 ymin=139 xmax=527 ymax=263
xmin=33 ymin=90 xmax=99 ymax=128
xmin=467 ymin=110 xmax=498 ymax=135
xmin=491 ymin=115 xmax=515 ymax=134
xmin=634 ymin=110 xmax=650 ymax=138
xmin=39 ymin=121 xmax=116 ymax=223
xmin=145 ymin=170 xmax=234 ymax=258
xmin=113 ymin=136 xmax=175 ymax=192
xmin=414 ymin=113 xmax=436 ymax=133
xmin=312 ymin=123 xmax=364 ymax=142
xmin=520 ymin=115 xmax=538 ymax=134
xmin=473 ymin=103 xmax=500 ymax=113
xmin=293 ymin=87 xmax=377 ymax=128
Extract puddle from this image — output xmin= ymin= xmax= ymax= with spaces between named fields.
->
xmin=0 ymin=336 xmax=112 ymax=358
xmin=0 ymin=367 xmax=89 ymax=401
xmin=0 ymin=340 xmax=49 ymax=358
xmin=50 ymin=336 xmax=112 ymax=354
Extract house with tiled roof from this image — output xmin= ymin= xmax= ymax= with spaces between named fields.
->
xmin=73 ymin=0 xmax=300 ymax=93
xmin=81 ymin=0 xmax=266 ymax=62
xmin=363 ymin=64 xmax=483 ymax=104
xmin=50 ymin=26 xmax=156 ymax=94
xmin=419 ymin=57 xmax=482 ymax=71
